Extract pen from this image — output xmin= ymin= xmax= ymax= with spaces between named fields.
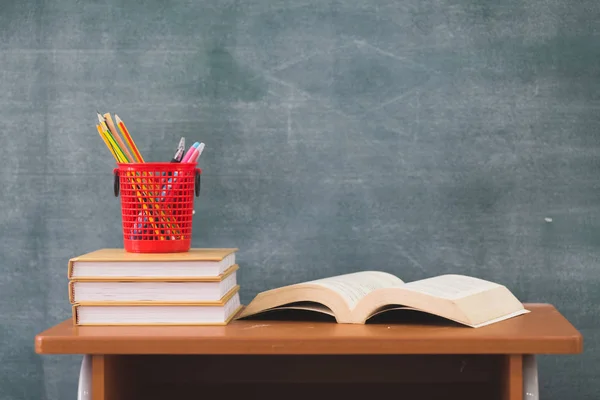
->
xmin=171 ymin=137 xmax=185 ymax=163
xmin=194 ymin=142 xmax=205 ymax=162
xmin=181 ymin=142 xmax=200 ymax=163
xmin=189 ymin=142 xmax=205 ymax=163
xmin=163 ymin=137 xmax=185 ymax=239
xmin=165 ymin=137 xmax=185 ymax=199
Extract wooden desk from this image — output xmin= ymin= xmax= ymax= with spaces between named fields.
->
xmin=35 ymin=303 xmax=582 ymax=400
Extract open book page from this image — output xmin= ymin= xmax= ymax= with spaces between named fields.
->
xmin=306 ymin=271 xmax=404 ymax=309
xmin=468 ymin=309 xmax=530 ymax=328
xmin=401 ymin=274 xmax=502 ymax=300
xmin=372 ymin=274 xmax=528 ymax=327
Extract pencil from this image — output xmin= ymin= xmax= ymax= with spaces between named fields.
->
xmin=115 ymin=114 xmax=144 ymax=163
xmin=96 ymin=124 xmax=120 ymax=162
xmin=98 ymin=114 xmax=131 ymax=163
xmin=102 ymin=124 xmax=130 ymax=163
xmin=103 ymin=112 xmax=135 ymax=162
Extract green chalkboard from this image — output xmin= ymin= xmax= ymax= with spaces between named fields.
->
xmin=0 ymin=0 xmax=597 ymax=399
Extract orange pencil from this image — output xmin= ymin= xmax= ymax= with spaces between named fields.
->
xmin=115 ymin=114 xmax=144 ymax=163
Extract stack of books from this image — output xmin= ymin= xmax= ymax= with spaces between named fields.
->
xmin=67 ymin=248 xmax=242 ymax=326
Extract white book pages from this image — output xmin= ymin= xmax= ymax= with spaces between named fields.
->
xmin=76 ymin=293 xmax=241 ymax=325
xmin=72 ymin=253 xmax=236 ymax=278
xmin=73 ymin=272 xmax=237 ymax=302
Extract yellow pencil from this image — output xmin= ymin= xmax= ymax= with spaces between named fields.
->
xmin=98 ymin=116 xmax=130 ymax=163
xmin=102 ymin=125 xmax=130 ymax=163
xmin=96 ymin=125 xmax=120 ymax=162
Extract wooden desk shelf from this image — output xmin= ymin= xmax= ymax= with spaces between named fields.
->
xmin=35 ymin=303 xmax=582 ymax=400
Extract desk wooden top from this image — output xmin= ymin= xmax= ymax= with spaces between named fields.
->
xmin=35 ymin=303 xmax=582 ymax=355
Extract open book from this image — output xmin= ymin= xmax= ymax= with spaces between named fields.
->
xmin=237 ymin=271 xmax=529 ymax=328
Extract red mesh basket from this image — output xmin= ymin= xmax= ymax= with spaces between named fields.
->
xmin=113 ymin=162 xmax=201 ymax=253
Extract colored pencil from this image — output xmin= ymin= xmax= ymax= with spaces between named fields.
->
xmin=102 ymin=124 xmax=130 ymax=163
xmin=96 ymin=124 xmax=120 ymax=162
xmin=103 ymin=112 xmax=135 ymax=162
xmin=98 ymin=116 xmax=131 ymax=163
xmin=115 ymin=114 xmax=144 ymax=163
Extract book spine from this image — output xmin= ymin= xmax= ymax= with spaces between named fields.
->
xmin=68 ymin=281 xmax=75 ymax=304
xmin=67 ymin=259 xmax=76 ymax=280
xmin=72 ymin=304 xmax=78 ymax=325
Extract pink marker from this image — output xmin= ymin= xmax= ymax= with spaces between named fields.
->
xmin=180 ymin=142 xmax=199 ymax=163
xmin=186 ymin=148 xmax=199 ymax=163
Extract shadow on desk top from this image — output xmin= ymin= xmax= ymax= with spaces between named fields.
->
xmin=35 ymin=303 xmax=582 ymax=356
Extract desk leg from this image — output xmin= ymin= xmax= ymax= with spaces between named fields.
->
xmin=91 ymin=355 xmax=106 ymax=400
xmin=502 ymin=355 xmax=523 ymax=400
xmin=91 ymin=355 xmax=131 ymax=400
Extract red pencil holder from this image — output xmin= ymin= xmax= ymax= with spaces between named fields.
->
xmin=113 ymin=162 xmax=201 ymax=253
